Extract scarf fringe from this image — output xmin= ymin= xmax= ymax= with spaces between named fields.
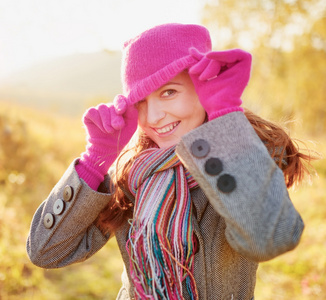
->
xmin=127 ymin=147 xmax=198 ymax=300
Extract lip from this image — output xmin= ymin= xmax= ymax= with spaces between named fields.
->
xmin=152 ymin=121 xmax=180 ymax=136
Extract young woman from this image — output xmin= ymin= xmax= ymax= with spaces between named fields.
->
xmin=27 ymin=23 xmax=312 ymax=300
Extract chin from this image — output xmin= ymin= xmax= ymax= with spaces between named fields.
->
xmin=157 ymin=140 xmax=179 ymax=149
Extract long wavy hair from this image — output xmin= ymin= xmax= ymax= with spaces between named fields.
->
xmin=95 ymin=108 xmax=317 ymax=234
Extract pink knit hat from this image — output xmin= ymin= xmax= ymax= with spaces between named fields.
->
xmin=121 ymin=23 xmax=212 ymax=104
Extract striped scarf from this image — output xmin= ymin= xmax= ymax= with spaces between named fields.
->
xmin=127 ymin=146 xmax=198 ymax=299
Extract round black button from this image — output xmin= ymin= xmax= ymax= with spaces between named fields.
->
xmin=53 ymin=199 xmax=65 ymax=215
xmin=63 ymin=185 xmax=73 ymax=202
xmin=191 ymin=139 xmax=210 ymax=158
xmin=205 ymin=157 xmax=223 ymax=175
xmin=217 ymin=174 xmax=236 ymax=193
xmin=43 ymin=213 xmax=54 ymax=229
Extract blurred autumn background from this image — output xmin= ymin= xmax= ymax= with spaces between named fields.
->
xmin=0 ymin=0 xmax=325 ymax=299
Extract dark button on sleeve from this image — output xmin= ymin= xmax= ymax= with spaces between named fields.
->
xmin=43 ymin=213 xmax=55 ymax=229
xmin=191 ymin=139 xmax=210 ymax=158
xmin=53 ymin=199 xmax=65 ymax=215
xmin=63 ymin=185 xmax=73 ymax=202
xmin=205 ymin=157 xmax=223 ymax=175
xmin=217 ymin=174 xmax=236 ymax=193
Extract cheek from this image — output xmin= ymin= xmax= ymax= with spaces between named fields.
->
xmin=194 ymin=101 xmax=206 ymax=118
xmin=184 ymin=99 xmax=206 ymax=126
xmin=182 ymin=97 xmax=204 ymax=118
xmin=136 ymin=105 xmax=147 ymax=126
xmin=137 ymin=110 xmax=153 ymax=137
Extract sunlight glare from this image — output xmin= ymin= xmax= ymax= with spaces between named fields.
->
xmin=0 ymin=0 xmax=202 ymax=79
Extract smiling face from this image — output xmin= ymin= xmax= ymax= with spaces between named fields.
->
xmin=136 ymin=72 xmax=206 ymax=148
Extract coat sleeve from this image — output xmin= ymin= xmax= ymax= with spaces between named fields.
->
xmin=26 ymin=159 xmax=113 ymax=269
xmin=176 ymin=111 xmax=304 ymax=262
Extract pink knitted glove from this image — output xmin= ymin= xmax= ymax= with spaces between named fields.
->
xmin=76 ymin=95 xmax=138 ymax=190
xmin=188 ymin=48 xmax=252 ymax=120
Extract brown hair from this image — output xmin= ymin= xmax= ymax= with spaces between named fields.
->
xmin=95 ymin=109 xmax=317 ymax=234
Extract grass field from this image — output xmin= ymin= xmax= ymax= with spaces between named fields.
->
xmin=0 ymin=101 xmax=324 ymax=299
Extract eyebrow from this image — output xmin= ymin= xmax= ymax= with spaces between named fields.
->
xmin=160 ymin=81 xmax=183 ymax=88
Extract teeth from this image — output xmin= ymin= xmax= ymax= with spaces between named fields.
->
xmin=156 ymin=122 xmax=178 ymax=134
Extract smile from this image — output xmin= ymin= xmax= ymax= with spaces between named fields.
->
xmin=153 ymin=121 xmax=180 ymax=135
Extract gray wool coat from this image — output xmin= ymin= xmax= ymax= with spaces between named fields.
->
xmin=27 ymin=112 xmax=304 ymax=300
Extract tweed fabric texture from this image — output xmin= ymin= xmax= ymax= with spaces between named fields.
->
xmin=27 ymin=112 xmax=304 ymax=299
xmin=26 ymin=162 xmax=111 ymax=268
xmin=176 ymin=112 xmax=304 ymax=262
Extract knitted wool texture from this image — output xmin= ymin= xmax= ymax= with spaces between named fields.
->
xmin=121 ymin=23 xmax=212 ymax=104
xmin=127 ymin=146 xmax=199 ymax=299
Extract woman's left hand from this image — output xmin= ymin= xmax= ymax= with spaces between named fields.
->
xmin=188 ymin=48 xmax=252 ymax=120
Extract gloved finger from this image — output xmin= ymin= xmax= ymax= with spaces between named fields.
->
xmin=206 ymin=50 xmax=252 ymax=83
xmin=113 ymin=94 xmax=127 ymax=115
xmin=98 ymin=104 xmax=114 ymax=134
xmin=199 ymin=59 xmax=222 ymax=81
xmin=110 ymin=106 xmax=125 ymax=130
xmin=206 ymin=49 xmax=251 ymax=64
xmin=189 ymin=47 xmax=204 ymax=61
xmin=189 ymin=56 xmax=210 ymax=76
xmin=83 ymin=107 xmax=106 ymax=133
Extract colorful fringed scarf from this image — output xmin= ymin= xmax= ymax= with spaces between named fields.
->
xmin=127 ymin=146 xmax=198 ymax=300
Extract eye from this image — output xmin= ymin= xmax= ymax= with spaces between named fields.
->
xmin=161 ymin=89 xmax=176 ymax=98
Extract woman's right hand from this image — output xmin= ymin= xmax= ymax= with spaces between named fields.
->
xmin=76 ymin=95 xmax=138 ymax=190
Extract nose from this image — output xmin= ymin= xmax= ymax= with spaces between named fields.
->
xmin=146 ymin=98 xmax=166 ymax=125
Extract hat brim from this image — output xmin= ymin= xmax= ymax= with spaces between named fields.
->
xmin=127 ymin=55 xmax=197 ymax=105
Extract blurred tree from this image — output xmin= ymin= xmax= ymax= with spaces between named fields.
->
xmin=290 ymin=16 xmax=326 ymax=133
xmin=202 ymin=0 xmax=326 ymax=134
xmin=0 ymin=114 xmax=38 ymax=194
xmin=0 ymin=107 xmax=84 ymax=214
